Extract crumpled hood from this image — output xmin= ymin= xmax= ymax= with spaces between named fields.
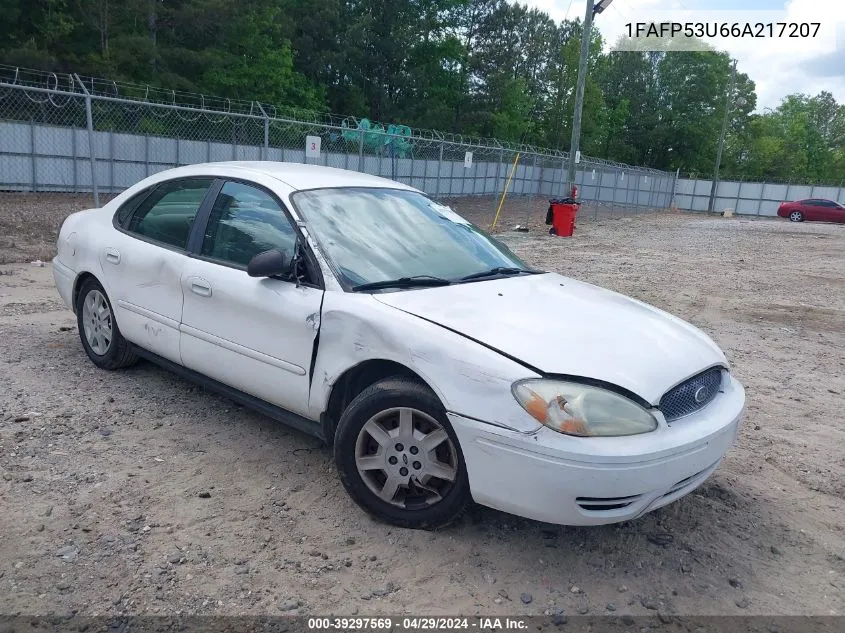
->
xmin=373 ymin=273 xmax=727 ymax=405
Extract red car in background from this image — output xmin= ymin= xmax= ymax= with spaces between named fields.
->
xmin=777 ymin=198 xmax=845 ymax=223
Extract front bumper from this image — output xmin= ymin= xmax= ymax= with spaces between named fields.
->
xmin=52 ymin=258 xmax=76 ymax=311
xmin=450 ymin=374 xmax=745 ymax=526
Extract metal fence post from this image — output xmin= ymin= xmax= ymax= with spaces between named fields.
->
xmin=551 ymin=156 xmax=568 ymax=198
xmin=646 ymin=174 xmax=654 ymax=209
xmin=358 ymin=130 xmax=364 ymax=172
xmin=231 ymin=124 xmax=237 ymax=161
xmin=30 ymin=118 xmax=37 ymax=192
xmin=786 ymin=179 xmax=792 ymax=216
xmin=145 ymin=135 xmax=151 ymax=177
xmin=436 ymin=142 xmax=444 ymax=198
xmin=734 ymin=177 xmax=743 ymax=214
xmin=109 ymin=129 xmax=115 ymax=192
xmin=72 ymin=125 xmax=78 ymax=193
xmin=494 ymin=148 xmax=504 ymax=209
xmin=525 ymin=153 xmax=539 ymax=226
xmin=257 ymin=103 xmax=269 ymax=161
xmin=671 ymin=168 xmax=680 ymax=210
xmin=74 ymin=74 xmax=99 ymax=207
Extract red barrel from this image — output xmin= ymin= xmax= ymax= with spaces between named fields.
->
xmin=547 ymin=199 xmax=580 ymax=237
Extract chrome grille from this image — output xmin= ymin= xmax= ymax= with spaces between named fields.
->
xmin=659 ymin=367 xmax=723 ymax=422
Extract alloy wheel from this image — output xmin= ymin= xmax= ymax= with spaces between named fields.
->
xmin=354 ymin=407 xmax=459 ymax=509
xmin=81 ymin=289 xmax=113 ymax=355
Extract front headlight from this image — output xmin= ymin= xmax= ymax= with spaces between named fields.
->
xmin=512 ymin=379 xmax=658 ymax=437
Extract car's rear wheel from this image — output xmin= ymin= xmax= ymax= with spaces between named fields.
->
xmin=76 ymin=277 xmax=138 ymax=370
xmin=334 ymin=377 xmax=469 ymax=529
xmin=789 ymin=210 xmax=804 ymax=222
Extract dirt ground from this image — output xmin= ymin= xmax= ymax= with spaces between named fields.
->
xmin=0 ymin=193 xmax=843 ymax=619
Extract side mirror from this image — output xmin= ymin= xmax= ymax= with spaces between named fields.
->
xmin=247 ymin=249 xmax=290 ymax=278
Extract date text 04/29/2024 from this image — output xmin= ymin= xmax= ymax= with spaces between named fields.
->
xmin=625 ymin=22 xmax=821 ymax=39
xmin=306 ymin=617 xmax=529 ymax=631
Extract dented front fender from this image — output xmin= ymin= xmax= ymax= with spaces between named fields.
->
xmin=308 ymin=291 xmax=542 ymax=434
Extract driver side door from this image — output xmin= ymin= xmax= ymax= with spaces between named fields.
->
xmin=179 ymin=179 xmax=323 ymax=419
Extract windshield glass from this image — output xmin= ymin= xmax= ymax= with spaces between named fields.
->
xmin=291 ymin=187 xmax=531 ymax=288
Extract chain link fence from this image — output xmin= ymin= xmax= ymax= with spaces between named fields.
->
xmin=0 ymin=66 xmax=676 ymax=226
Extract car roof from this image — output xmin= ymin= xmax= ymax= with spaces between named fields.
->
xmin=204 ymin=161 xmax=418 ymax=193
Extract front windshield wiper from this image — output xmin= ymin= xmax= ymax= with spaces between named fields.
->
xmin=458 ymin=267 xmax=538 ymax=282
xmin=352 ymin=275 xmax=452 ymax=292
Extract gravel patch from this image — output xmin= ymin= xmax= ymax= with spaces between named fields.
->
xmin=0 ymin=198 xmax=843 ymax=617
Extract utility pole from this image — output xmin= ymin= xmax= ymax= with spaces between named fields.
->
xmin=566 ymin=0 xmax=595 ymax=197
xmin=708 ymin=59 xmax=738 ymax=213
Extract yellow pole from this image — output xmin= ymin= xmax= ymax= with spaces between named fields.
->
xmin=491 ymin=152 xmax=521 ymax=230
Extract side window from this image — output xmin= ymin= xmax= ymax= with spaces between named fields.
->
xmin=126 ymin=178 xmax=214 ymax=249
xmin=115 ymin=189 xmax=153 ymax=229
xmin=201 ymin=181 xmax=297 ymax=268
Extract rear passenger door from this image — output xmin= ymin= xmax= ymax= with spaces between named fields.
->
xmin=179 ymin=179 xmax=324 ymax=419
xmin=103 ymin=177 xmax=214 ymax=363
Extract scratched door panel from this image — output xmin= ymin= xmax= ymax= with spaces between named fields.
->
xmin=98 ymin=232 xmax=188 ymax=364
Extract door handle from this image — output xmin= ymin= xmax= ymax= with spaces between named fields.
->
xmin=104 ymin=248 xmax=120 ymax=265
xmin=189 ymin=278 xmax=212 ymax=298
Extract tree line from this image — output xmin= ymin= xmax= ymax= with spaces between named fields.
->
xmin=2 ymin=0 xmax=843 ymax=184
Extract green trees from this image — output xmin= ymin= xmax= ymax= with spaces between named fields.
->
xmin=1 ymin=0 xmax=841 ymax=183
xmin=725 ymin=93 xmax=844 ymax=184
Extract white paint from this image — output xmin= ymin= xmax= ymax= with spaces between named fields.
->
xmin=464 ymin=151 xmax=473 ymax=168
xmin=451 ymin=374 xmax=744 ymax=525
xmin=52 ymin=161 xmax=745 ymax=527
xmin=372 ymin=274 xmax=726 ymax=405
xmin=305 ymin=135 xmax=321 ymax=158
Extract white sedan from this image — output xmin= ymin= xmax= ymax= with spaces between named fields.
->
xmin=52 ymin=162 xmax=745 ymax=529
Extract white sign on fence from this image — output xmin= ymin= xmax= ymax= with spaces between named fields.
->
xmin=305 ymin=135 xmax=321 ymax=158
xmin=464 ymin=151 xmax=473 ymax=168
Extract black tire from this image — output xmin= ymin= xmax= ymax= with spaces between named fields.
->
xmin=334 ymin=377 xmax=470 ymax=530
xmin=549 ymin=227 xmax=558 ymax=235
xmin=789 ymin=211 xmax=804 ymax=222
xmin=75 ymin=277 xmax=138 ymax=370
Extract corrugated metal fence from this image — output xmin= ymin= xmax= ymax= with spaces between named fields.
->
xmin=674 ymin=177 xmax=844 ymax=216
xmin=0 ymin=68 xmax=675 ymax=214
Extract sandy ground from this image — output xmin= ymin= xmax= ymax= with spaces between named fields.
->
xmin=0 ymin=194 xmax=843 ymax=619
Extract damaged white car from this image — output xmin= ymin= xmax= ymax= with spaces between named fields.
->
xmin=53 ymin=162 xmax=745 ymax=529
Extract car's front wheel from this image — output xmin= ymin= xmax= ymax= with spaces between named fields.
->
xmin=334 ymin=377 xmax=470 ymax=529
xmin=75 ymin=277 xmax=138 ymax=370
xmin=789 ymin=210 xmax=804 ymax=222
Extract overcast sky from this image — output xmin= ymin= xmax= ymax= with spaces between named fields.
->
xmin=523 ymin=0 xmax=845 ymax=112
